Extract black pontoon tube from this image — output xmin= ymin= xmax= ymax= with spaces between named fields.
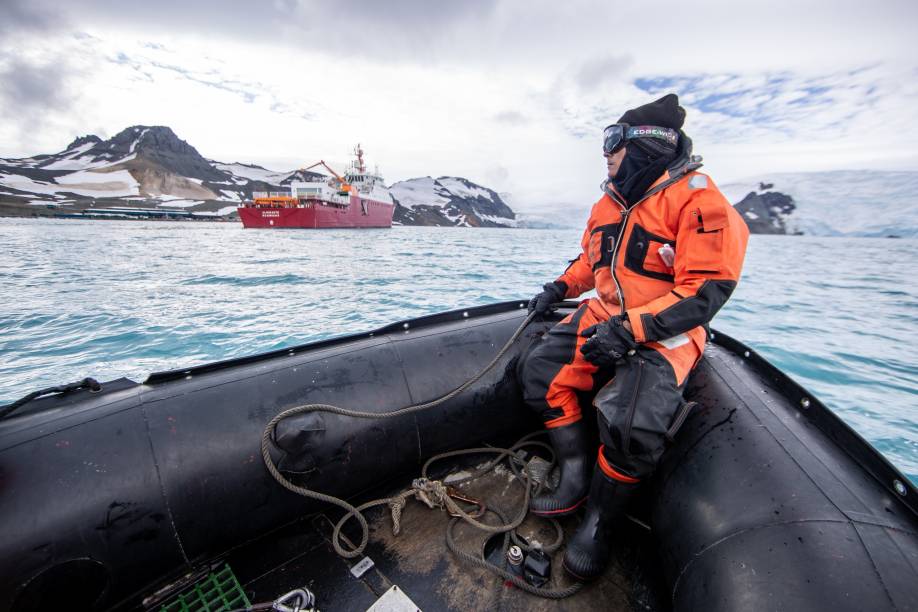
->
xmin=654 ymin=333 xmax=918 ymax=611
xmin=0 ymin=302 xmax=542 ymax=610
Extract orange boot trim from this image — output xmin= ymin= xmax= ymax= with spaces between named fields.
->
xmin=597 ymin=446 xmax=640 ymax=483
xmin=545 ymin=413 xmax=582 ymax=429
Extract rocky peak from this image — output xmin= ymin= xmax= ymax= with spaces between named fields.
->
xmin=128 ymin=125 xmax=190 ymax=155
xmin=84 ymin=125 xmax=229 ymax=181
xmin=435 ymin=176 xmax=515 ymax=220
xmin=65 ymin=135 xmax=102 ymax=150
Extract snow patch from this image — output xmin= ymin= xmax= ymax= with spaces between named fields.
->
xmin=478 ymin=213 xmax=516 ymax=227
xmin=129 ymin=128 xmax=150 ymax=154
xmin=38 ymin=168 xmax=140 ymax=197
xmin=56 ymin=168 xmax=138 ymax=188
xmin=42 ymin=152 xmax=136 ymax=171
xmin=2 ymin=175 xmax=61 ymax=196
xmin=437 ymin=176 xmax=494 ymax=202
xmin=442 ymin=206 xmax=464 ymax=224
xmin=43 ymin=156 xmax=98 ymax=171
xmin=390 ymin=177 xmax=449 ymax=210
xmin=191 ymin=206 xmax=238 ymax=217
xmin=214 ymin=162 xmax=293 ymax=184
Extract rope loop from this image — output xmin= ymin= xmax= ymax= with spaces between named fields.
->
xmin=411 ymin=477 xmax=450 ymax=510
xmin=261 ymin=308 xmax=586 ymax=597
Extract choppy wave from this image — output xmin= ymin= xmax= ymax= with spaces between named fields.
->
xmin=181 ymin=273 xmax=309 ymax=286
xmin=1 ymin=219 xmax=915 ymax=482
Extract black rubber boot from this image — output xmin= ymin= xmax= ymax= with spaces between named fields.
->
xmin=562 ymin=468 xmax=638 ymax=581
xmin=530 ymin=422 xmax=591 ymax=517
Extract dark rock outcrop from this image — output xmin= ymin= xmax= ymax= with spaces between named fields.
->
xmin=392 ymin=201 xmax=449 ymax=226
xmin=65 ymin=135 xmax=102 ymax=150
xmin=87 ymin=126 xmax=230 ymax=182
xmin=733 ymin=191 xmax=796 ymax=234
xmin=438 ymin=176 xmax=515 ymax=221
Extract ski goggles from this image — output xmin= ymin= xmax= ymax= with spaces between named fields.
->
xmin=602 ymin=123 xmax=679 ymax=155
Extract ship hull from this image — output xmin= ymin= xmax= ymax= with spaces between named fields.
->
xmin=238 ymin=195 xmax=393 ymax=229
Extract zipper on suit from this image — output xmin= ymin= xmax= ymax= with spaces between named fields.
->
xmin=609 ymin=202 xmax=629 ymax=314
xmin=606 ymin=172 xmax=685 ymax=317
xmin=622 ymin=357 xmax=645 ymax=449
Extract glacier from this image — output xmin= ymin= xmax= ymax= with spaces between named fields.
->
xmin=720 ymin=170 xmax=918 ymax=238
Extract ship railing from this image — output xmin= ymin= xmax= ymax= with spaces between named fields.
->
xmin=246 ymin=192 xmax=351 ymax=207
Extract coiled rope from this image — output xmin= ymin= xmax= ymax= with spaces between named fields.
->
xmin=260 ymin=309 xmax=585 ymax=598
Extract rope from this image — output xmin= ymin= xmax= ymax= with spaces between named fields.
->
xmin=261 ymin=308 xmax=585 ymax=598
xmin=335 ymin=436 xmax=584 ymax=599
xmin=446 ymin=512 xmax=583 ymax=599
xmin=432 ymin=441 xmax=581 ymax=599
xmin=261 ymin=310 xmax=537 ymax=557
xmin=0 ymin=377 xmax=101 ymax=420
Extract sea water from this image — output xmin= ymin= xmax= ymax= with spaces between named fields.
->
xmin=1 ymin=218 xmax=916 ymax=482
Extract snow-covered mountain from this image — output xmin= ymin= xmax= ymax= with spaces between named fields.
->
xmin=389 ymin=176 xmax=516 ymax=227
xmin=720 ymin=171 xmax=918 ymax=237
xmin=0 ymin=126 xmax=329 ymax=217
xmin=0 ymin=126 xmax=522 ymax=226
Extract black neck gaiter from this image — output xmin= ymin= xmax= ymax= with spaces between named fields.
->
xmin=612 ymin=142 xmax=677 ymax=206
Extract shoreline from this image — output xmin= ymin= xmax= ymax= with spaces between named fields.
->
xmin=0 ymin=200 xmax=238 ymax=222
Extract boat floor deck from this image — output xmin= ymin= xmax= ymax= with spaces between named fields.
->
xmin=224 ymin=453 xmax=669 ymax=612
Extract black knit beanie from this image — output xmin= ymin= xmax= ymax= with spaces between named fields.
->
xmin=617 ymin=93 xmax=685 ymax=130
xmin=611 ymin=93 xmax=685 ymax=205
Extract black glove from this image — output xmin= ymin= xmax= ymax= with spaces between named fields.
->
xmin=527 ymin=281 xmax=567 ymax=316
xmin=580 ymin=315 xmax=638 ymax=367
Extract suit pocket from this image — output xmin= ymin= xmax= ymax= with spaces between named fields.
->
xmin=624 ymin=223 xmax=676 ymax=282
xmin=588 ymin=223 xmax=620 ymax=271
xmin=685 ymin=201 xmax=728 ymax=274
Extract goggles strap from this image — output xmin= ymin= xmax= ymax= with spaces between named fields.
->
xmin=625 ymin=125 xmax=679 ymax=146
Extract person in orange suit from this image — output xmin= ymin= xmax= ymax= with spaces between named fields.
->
xmin=519 ymin=93 xmax=749 ymax=580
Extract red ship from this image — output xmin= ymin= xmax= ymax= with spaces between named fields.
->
xmin=238 ymin=145 xmax=394 ymax=228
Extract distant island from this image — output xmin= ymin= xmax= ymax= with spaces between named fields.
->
xmin=0 ymin=125 xmax=519 ymax=228
xmin=730 ymin=183 xmax=802 ymax=235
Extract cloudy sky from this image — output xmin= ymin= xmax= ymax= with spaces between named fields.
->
xmin=1 ymin=0 xmax=916 ymax=212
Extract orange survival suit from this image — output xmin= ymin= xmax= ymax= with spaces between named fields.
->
xmin=519 ymin=138 xmax=749 ymax=483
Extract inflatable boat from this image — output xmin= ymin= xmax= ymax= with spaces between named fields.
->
xmin=1 ymin=301 xmax=916 ymax=611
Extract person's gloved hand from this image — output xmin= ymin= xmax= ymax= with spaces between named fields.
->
xmin=527 ymin=281 xmax=568 ymax=316
xmin=580 ymin=316 xmax=638 ymax=367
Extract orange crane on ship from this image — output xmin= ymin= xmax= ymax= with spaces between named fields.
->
xmin=248 ymin=152 xmax=357 ymax=208
xmin=301 ymin=160 xmax=352 ymax=194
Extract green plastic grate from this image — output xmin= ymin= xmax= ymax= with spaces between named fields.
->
xmin=159 ymin=563 xmax=251 ymax=612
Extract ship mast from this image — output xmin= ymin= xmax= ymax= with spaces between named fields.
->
xmin=355 ymin=143 xmax=366 ymax=175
